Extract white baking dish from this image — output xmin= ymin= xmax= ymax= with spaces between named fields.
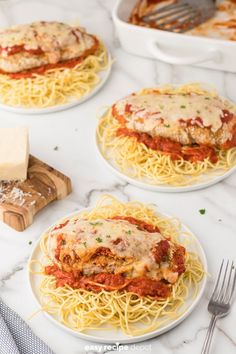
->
xmin=113 ymin=0 xmax=236 ymax=72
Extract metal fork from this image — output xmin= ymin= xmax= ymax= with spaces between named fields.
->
xmin=201 ymin=260 xmax=236 ymax=354
xmin=141 ymin=0 xmax=216 ymax=33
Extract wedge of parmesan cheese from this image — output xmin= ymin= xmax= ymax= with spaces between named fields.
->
xmin=0 ymin=127 xmax=29 ymax=181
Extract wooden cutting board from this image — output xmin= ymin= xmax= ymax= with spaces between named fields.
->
xmin=0 ymin=155 xmax=72 ymax=231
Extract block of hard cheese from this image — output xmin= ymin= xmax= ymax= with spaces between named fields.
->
xmin=0 ymin=155 xmax=72 ymax=231
xmin=0 ymin=127 xmax=29 ymax=181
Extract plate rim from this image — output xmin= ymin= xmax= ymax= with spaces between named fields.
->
xmin=27 ymin=206 xmax=208 ymax=344
xmin=0 ymin=51 xmax=112 ymax=115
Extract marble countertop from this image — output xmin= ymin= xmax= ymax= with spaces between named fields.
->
xmin=0 ymin=0 xmax=235 ymax=353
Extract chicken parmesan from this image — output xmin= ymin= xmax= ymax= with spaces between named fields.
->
xmin=45 ymin=216 xmax=186 ymax=298
xmin=32 ymin=195 xmax=204 ymax=335
xmin=97 ymin=84 xmax=236 ymax=187
xmin=0 ymin=21 xmax=98 ymax=77
xmin=0 ymin=21 xmax=109 ymax=108
xmin=112 ymin=88 xmax=236 ymax=162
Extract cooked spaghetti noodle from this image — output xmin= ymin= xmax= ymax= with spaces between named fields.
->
xmin=0 ymin=42 xmax=109 ymax=108
xmin=30 ymin=195 xmax=204 ymax=336
xmin=97 ymin=84 xmax=236 ymax=187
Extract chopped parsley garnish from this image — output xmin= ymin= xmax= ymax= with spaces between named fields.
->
xmin=83 ymin=241 xmax=87 ymax=247
xmin=197 ymin=110 xmax=201 ymax=114
xmin=28 ymin=241 xmax=32 ymax=245
xmin=164 ymin=124 xmax=170 ymax=128
xmin=205 ymin=97 xmax=210 ymax=100
xmin=89 ymin=221 xmax=103 ymax=226
xmin=61 ymin=240 xmax=66 ymax=245
xmin=53 ymin=146 xmax=59 ymax=151
xmin=96 ymin=237 xmax=103 ymax=243
xmin=199 ymin=208 xmax=206 ymax=215
xmin=180 ymin=105 xmax=186 ymax=109
xmin=126 ymin=230 xmax=132 ymax=235
xmin=106 ymin=235 xmax=111 ymax=238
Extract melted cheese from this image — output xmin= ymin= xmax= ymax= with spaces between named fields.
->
xmin=0 ymin=22 xmax=78 ymax=50
xmin=115 ymin=93 xmax=235 ymax=133
xmin=48 ymin=218 xmax=167 ymax=278
xmin=0 ymin=21 xmax=96 ymax=72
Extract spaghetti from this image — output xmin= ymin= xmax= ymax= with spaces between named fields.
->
xmin=30 ymin=195 xmax=204 ymax=336
xmin=0 ymin=42 xmax=109 ymax=108
xmin=97 ymin=84 xmax=236 ymax=187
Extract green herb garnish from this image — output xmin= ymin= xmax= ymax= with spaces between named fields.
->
xmin=53 ymin=146 xmax=59 ymax=151
xmin=96 ymin=237 xmax=103 ymax=243
xmin=197 ymin=110 xmax=201 ymax=114
xmin=126 ymin=230 xmax=132 ymax=235
xmin=28 ymin=241 xmax=32 ymax=245
xmin=199 ymin=208 xmax=206 ymax=215
xmin=180 ymin=105 xmax=186 ymax=109
xmin=106 ymin=235 xmax=111 ymax=238
xmin=164 ymin=124 xmax=170 ymax=128
xmin=89 ymin=222 xmax=103 ymax=226
xmin=83 ymin=241 xmax=87 ymax=247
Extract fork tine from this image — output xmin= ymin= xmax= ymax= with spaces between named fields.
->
xmin=217 ymin=260 xmax=229 ymax=301
xmin=222 ymin=261 xmax=234 ymax=302
xmin=210 ymin=259 xmax=224 ymax=301
xmin=229 ymin=262 xmax=236 ymax=302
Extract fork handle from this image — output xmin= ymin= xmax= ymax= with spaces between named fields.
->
xmin=201 ymin=315 xmax=217 ymax=354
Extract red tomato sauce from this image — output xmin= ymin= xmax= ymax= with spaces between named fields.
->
xmin=0 ymin=38 xmax=99 ymax=79
xmin=172 ymin=245 xmax=186 ymax=274
xmin=53 ymin=220 xmax=69 ymax=231
xmin=152 ymin=241 xmax=186 ymax=275
xmin=152 ymin=239 xmax=170 ymax=264
xmin=0 ymin=44 xmax=44 ymax=56
xmin=222 ymin=124 xmax=236 ymax=149
xmin=116 ymin=127 xmax=218 ymax=163
xmin=45 ymin=266 xmax=170 ymax=298
xmin=221 ymin=109 xmax=234 ymax=123
xmin=183 ymin=145 xmax=218 ymax=163
xmin=112 ymin=215 xmax=160 ymax=233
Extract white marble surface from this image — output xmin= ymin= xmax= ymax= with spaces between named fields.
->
xmin=0 ymin=0 xmax=235 ymax=353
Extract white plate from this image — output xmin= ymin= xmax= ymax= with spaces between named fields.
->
xmin=95 ymin=129 xmax=236 ymax=193
xmin=28 ymin=208 xmax=207 ymax=344
xmin=0 ymin=53 xmax=111 ymax=115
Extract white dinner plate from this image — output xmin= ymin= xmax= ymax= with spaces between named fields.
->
xmin=28 ymin=208 xmax=207 ymax=344
xmin=95 ymin=130 xmax=236 ymax=193
xmin=0 ymin=53 xmax=111 ymax=115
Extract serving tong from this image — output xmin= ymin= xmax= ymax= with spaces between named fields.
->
xmin=141 ymin=0 xmax=216 ymax=33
